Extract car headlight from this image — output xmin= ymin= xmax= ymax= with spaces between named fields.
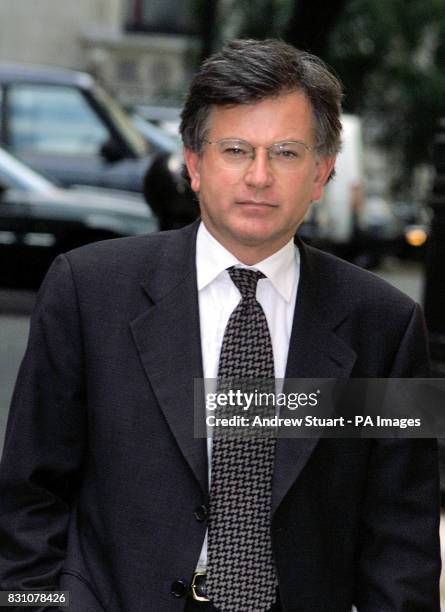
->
xmin=405 ymin=226 xmax=428 ymax=247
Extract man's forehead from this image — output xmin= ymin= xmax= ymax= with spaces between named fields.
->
xmin=204 ymin=91 xmax=317 ymax=140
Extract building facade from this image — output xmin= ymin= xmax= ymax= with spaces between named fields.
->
xmin=0 ymin=0 xmax=199 ymax=107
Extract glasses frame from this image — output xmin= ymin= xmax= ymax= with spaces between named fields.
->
xmin=203 ymin=137 xmax=315 ymax=171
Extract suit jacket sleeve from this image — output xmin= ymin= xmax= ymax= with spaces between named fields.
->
xmin=0 ymin=254 xmax=86 ymax=591
xmin=354 ymin=303 xmax=441 ymax=611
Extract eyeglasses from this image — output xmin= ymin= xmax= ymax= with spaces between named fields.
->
xmin=203 ymin=138 xmax=314 ymax=171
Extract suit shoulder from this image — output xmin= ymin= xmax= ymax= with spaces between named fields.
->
xmin=303 ymin=243 xmax=417 ymax=314
xmin=63 ymin=224 xmax=195 ymax=280
xmin=65 ymin=231 xmax=164 ymax=268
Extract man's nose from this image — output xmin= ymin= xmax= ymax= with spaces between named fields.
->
xmin=243 ymin=149 xmax=273 ymax=189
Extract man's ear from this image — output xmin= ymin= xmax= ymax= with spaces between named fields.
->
xmin=311 ymin=156 xmax=336 ymax=202
xmin=183 ymin=148 xmax=201 ymax=193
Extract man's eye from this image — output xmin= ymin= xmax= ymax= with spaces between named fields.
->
xmin=276 ymin=148 xmax=300 ymax=159
xmin=223 ymin=146 xmax=248 ymax=157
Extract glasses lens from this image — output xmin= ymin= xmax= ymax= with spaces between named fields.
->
xmin=270 ymin=142 xmax=308 ymax=167
xmin=216 ymin=139 xmax=253 ymax=164
xmin=207 ymin=139 xmax=310 ymax=171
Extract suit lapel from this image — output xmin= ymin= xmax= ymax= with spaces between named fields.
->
xmin=129 ymin=227 xmax=358 ymax=509
xmin=272 ymin=239 xmax=357 ymax=514
xmin=130 ymin=222 xmax=208 ymax=495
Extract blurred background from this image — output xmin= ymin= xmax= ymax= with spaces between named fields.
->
xmin=0 ymin=0 xmax=445 ymax=603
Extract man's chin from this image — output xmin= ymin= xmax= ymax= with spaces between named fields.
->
xmin=230 ymin=218 xmax=291 ymax=245
xmin=203 ymin=215 xmax=294 ymax=256
xmin=225 ymin=225 xmax=292 ymax=255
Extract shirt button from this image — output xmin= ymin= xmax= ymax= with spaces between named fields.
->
xmin=194 ymin=504 xmax=208 ymax=521
xmin=171 ymin=580 xmax=188 ymax=597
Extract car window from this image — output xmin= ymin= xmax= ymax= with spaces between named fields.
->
xmin=8 ymin=84 xmax=109 ymax=156
xmin=0 ymin=146 xmax=54 ymax=193
xmin=0 ymin=87 xmax=4 ymax=139
xmin=93 ymin=84 xmax=149 ymax=157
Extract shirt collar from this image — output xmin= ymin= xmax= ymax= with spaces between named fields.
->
xmin=196 ymin=221 xmax=297 ymax=303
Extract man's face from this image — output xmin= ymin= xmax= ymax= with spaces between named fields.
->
xmin=184 ymin=91 xmax=335 ymax=263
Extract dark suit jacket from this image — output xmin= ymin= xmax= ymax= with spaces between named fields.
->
xmin=0 ymin=221 xmax=441 ymax=611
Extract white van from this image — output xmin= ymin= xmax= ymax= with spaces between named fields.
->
xmin=302 ymin=114 xmax=365 ymax=259
xmin=322 ymin=114 xmax=364 ymax=244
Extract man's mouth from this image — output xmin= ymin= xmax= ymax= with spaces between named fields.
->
xmin=236 ymin=200 xmax=277 ymax=208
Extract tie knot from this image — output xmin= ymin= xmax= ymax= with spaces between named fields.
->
xmin=228 ymin=267 xmax=265 ymax=300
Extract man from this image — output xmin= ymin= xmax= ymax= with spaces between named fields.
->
xmin=0 ymin=39 xmax=440 ymax=611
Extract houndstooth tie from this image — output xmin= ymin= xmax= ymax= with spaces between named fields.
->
xmin=206 ymin=267 xmax=278 ymax=612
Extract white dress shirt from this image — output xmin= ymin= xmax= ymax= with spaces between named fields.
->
xmin=195 ymin=221 xmax=300 ymax=570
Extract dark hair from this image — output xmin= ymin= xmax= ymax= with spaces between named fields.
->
xmin=180 ymin=39 xmax=343 ymax=157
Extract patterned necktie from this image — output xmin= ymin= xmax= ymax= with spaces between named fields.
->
xmin=206 ymin=267 xmax=278 ymax=612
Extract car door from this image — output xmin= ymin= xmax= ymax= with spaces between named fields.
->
xmin=0 ymin=179 xmax=31 ymax=286
xmin=4 ymin=82 xmax=147 ymax=192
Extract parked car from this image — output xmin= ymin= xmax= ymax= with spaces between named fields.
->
xmin=393 ymin=200 xmax=430 ymax=260
xmin=132 ymin=105 xmax=199 ymax=229
xmin=0 ymin=63 xmax=197 ymax=229
xmin=130 ymin=112 xmax=181 ymax=155
xmin=350 ymin=195 xmax=405 ymax=268
xmin=0 ymin=145 xmax=159 ymax=289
